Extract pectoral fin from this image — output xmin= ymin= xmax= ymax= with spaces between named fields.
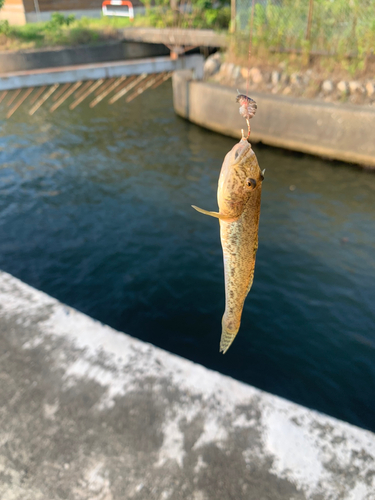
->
xmin=191 ymin=205 xmax=237 ymax=222
xmin=191 ymin=205 xmax=221 ymax=219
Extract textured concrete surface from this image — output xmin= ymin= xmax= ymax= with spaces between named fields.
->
xmin=172 ymin=70 xmax=375 ymax=168
xmin=0 ymin=269 xmax=375 ymax=500
xmin=120 ymin=28 xmax=228 ymax=49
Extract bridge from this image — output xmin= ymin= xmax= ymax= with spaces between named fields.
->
xmin=120 ymin=27 xmax=228 ymax=57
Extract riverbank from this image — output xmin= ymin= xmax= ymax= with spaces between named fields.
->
xmin=173 ymin=69 xmax=375 ymax=168
xmin=206 ymin=53 xmax=375 ymax=108
xmin=0 ymin=269 xmax=374 ymax=499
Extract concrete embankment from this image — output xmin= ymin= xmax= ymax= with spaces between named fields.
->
xmin=0 ymin=55 xmax=203 ymax=91
xmin=0 ymin=40 xmax=169 ymax=73
xmin=0 ymin=269 xmax=374 ymax=499
xmin=173 ymin=69 xmax=375 ymax=168
xmin=120 ymin=27 xmax=228 ymax=49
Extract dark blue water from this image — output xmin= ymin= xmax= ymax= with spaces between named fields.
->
xmin=1 ymin=83 xmax=375 ymax=431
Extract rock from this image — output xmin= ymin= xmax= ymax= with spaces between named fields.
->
xmin=337 ymin=81 xmax=349 ymax=95
xmin=365 ymin=81 xmax=375 ymax=97
xmin=322 ymin=80 xmax=334 ymax=94
xmin=225 ymin=63 xmax=235 ymax=79
xmin=249 ymin=67 xmax=263 ymax=84
xmin=280 ymin=73 xmax=289 ymax=85
xmin=303 ymin=70 xmax=312 ymax=86
xmin=271 ymin=71 xmax=280 ymax=85
xmin=219 ymin=62 xmax=235 ymax=79
xmin=219 ymin=62 xmax=228 ymax=74
xmin=240 ymin=67 xmax=249 ymax=79
xmin=348 ymin=81 xmax=364 ymax=94
xmin=232 ymin=65 xmax=241 ymax=80
xmin=290 ymin=73 xmax=302 ymax=86
xmin=204 ymin=54 xmax=221 ymax=78
xmin=282 ymin=86 xmax=292 ymax=95
xmin=263 ymin=72 xmax=271 ymax=84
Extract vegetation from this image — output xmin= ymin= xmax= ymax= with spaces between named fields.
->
xmin=0 ymin=1 xmax=229 ymax=51
xmin=140 ymin=0 xmax=229 ymax=30
xmin=0 ymin=0 xmax=373 ymax=76
xmin=235 ymin=0 xmax=375 ymax=58
xmin=231 ymin=0 xmax=375 ymax=76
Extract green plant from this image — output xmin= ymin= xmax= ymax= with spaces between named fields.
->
xmin=45 ymin=13 xmax=76 ymax=32
xmin=0 ymin=20 xmax=10 ymax=36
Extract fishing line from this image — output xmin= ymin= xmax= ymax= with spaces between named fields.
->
xmin=246 ymin=0 xmax=256 ymax=99
xmin=237 ymin=0 xmax=256 ymax=140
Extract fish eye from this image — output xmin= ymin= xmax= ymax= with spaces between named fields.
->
xmin=246 ymin=178 xmax=257 ymax=189
xmin=235 ymin=150 xmax=240 ymax=159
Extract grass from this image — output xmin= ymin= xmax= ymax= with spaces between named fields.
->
xmin=0 ymin=5 xmax=230 ymax=52
xmin=0 ymin=15 xmax=136 ymax=51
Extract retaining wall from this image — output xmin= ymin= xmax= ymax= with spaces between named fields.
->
xmin=0 ymin=41 xmax=170 ymax=73
xmin=173 ymin=69 xmax=375 ymax=168
xmin=0 ymin=269 xmax=374 ymax=499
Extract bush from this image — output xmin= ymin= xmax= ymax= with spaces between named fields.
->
xmin=45 ymin=13 xmax=76 ymax=32
xmin=0 ymin=20 xmax=10 ymax=36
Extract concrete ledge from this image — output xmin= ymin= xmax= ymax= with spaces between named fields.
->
xmin=0 ymin=269 xmax=374 ymax=499
xmin=121 ymin=27 xmax=228 ymax=48
xmin=0 ymin=54 xmax=203 ymax=90
xmin=173 ymin=70 xmax=375 ymax=168
xmin=0 ymin=41 xmax=170 ymax=74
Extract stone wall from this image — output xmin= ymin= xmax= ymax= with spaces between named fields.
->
xmin=205 ymin=53 xmax=375 ymax=108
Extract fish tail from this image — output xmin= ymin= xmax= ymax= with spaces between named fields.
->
xmin=219 ymin=319 xmax=239 ymax=354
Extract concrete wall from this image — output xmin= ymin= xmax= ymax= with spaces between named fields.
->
xmin=0 ymin=0 xmax=26 ymax=25
xmin=0 ymin=269 xmax=374 ymax=499
xmin=0 ymin=0 xmax=144 ymax=24
xmin=24 ymin=6 xmax=146 ymax=22
xmin=23 ymin=0 xmax=144 ymax=13
xmin=0 ymin=41 xmax=170 ymax=73
xmin=173 ymin=70 xmax=375 ymax=169
xmin=121 ymin=27 xmax=228 ymax=48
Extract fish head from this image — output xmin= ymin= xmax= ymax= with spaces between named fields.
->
xmin=217 ymin=139 xmax=263 ymax=220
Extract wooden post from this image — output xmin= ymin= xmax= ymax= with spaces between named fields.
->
xmin=249 ymin=0 xmax=255 ymax=51
xmin=306 ymin=0 xmax=314 ymax=41
xmin=230 ymin=0 xmax=236 ymax=33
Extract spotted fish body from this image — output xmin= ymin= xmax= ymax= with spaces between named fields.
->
xmin=192 ymin=138 xmax=263 ymax=353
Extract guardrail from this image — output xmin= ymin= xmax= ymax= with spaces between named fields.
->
xmin=102 ymin=0 xmax=134 ymax=20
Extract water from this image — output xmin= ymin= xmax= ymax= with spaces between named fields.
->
xmin=1 ymin=83 xmax=375 ymax=431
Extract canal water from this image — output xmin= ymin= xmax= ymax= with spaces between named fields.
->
xmin=1 ymin=83 xmax=374 ymax=431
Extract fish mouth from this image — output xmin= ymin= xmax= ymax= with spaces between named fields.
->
xmin=232 ymin=139 xmax=251 ymax=164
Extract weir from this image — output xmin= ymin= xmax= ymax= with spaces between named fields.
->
xmin=0 ymin=54 xmax=203 ymax=118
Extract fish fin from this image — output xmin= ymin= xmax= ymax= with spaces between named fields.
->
xmin=191 ymin=206 xmax=236 ymax=222
xmin=191 ymin=206 xmax=221 ymax=219
xmin=219 ymin=325 xmax=239 ymax=354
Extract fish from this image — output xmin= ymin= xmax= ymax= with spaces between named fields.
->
xmin=192 ymin=138 xmax=264 ymax=353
